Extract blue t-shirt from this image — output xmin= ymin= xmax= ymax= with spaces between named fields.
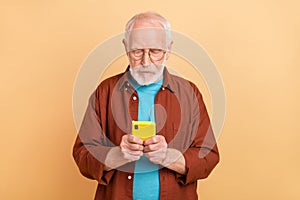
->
xmin=131 ymin=78 xmax=163 ymax=200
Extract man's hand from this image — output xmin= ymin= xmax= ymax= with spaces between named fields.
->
xmin=120 ymin=134 xmax=144 ymax=162
xmin=143 ymin=135 xmax=168 ymax=165
xmin=144 ymin=135 xmax=187 ymax=175
xmin=104 ymin=135 xmax=144 ymax=171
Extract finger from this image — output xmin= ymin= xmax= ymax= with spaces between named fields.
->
xmin=121 ymin=142 xmax=144 ymax=152
xmin=122 ymin=148 xmax=143 ymax=156
xmin=127 ymin=135 xmax=143 ymax=145
xmin=126 ymin=150 xmax=143 ymax=156
xmin=144 ymin=143 xmax=163 ymax=152
xmin=145 ymin=148 xmax=167 ymax=156
xmin=127 ymin=143 xmax=144 ymax=151
xmin=144 ymin=135 xmax=160 ymax=145
xmin=144 ymin=138 xmax=167 ymax=152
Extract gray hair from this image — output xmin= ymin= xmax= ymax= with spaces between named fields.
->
xmin=124 ymin=12 xmax=173 ymax=48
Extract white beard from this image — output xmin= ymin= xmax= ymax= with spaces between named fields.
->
xmin=129 ymin=64 xmax=165 ymax=85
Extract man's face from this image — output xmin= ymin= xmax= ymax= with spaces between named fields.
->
xmin=124 ymin=21 xmax=171 ymax=85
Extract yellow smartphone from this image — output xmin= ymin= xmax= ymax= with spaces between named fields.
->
xmin=132 ymin=121 xmax=156 ymax=141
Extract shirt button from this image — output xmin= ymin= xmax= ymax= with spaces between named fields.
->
xmin=162 ymin=87 xmax=165 ymax=91
xmin=127 ymin=175 xmax=132 ymax=180
xmin=132 ymin=96 xmax=137 ymax=101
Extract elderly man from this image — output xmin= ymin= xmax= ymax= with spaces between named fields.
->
xmin=73 ymin=12 xmax=219 ymax=200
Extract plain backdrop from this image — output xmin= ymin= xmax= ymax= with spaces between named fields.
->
xmin=0 ymin=0 xmax=299 ymax=199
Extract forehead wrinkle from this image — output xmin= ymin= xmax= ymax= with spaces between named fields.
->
xmin=127 ymin=28 xmax=167 ymax=51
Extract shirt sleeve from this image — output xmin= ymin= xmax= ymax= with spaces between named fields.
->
xmin=175 ymin=83 xmax=220 ymax=185
xmin=72 ymin=92 xmax=116 ymax=185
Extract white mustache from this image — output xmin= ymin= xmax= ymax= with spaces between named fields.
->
xmin=137 ymin=70 xmax=155 ymax=73
xmin=133 ymin=64 xmax=161 ymax=73
xmin=129 ymin=63 xmax=165 ymax=85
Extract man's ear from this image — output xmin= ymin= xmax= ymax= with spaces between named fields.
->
xmin=165 ymin=41 xmax=173 ymax=60
xmin=122 ymin=39 xmax=128 ymax=53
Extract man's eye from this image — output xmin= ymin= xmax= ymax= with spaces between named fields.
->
xmin=150 ymin=49 xmax=163 ymax=54
xmin=134 ymin=49 xmax=143 ymax=54
xmin=132 ymin=50 xmax=143 ymax=57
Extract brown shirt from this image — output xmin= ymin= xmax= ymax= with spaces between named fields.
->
xmin=73 ymin=67 xmax=219 ymax=200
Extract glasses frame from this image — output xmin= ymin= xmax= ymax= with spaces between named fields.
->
xmin=128 ymin=48 xmax=167 ymax=63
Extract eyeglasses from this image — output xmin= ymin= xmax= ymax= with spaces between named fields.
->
xmin=128 ymin=49 xmax=166 ymax=62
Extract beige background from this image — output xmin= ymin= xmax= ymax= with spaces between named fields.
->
xmin=1 ymin=0 xmax=299 ymax=199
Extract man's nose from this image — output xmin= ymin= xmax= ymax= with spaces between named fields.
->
xmin=141 ymin=50 xmax=150 ymax=66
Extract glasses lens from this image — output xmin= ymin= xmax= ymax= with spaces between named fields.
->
xmin=149 ymin=49 xmax=165 ymax=61
xmin=130 ymin=49 xmax=143 ymax=60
